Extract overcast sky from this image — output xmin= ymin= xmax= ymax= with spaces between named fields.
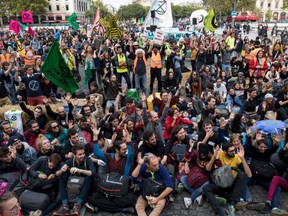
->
xmin=104 ymin=0 xmax=201 ymax=9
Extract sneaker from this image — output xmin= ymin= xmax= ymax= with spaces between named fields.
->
xmin=53 ymin=204 xmax=70 ymax=216
xmin=84 ymin=202 xmax=99 ymax=213
xmin=271 ymin=208 xmax=288 ymax=216
xmin=235 ymin=200 xmax=248 ymax=210
xmin=215 ymin=196 xmax=227 ymax=206
xmin=184 ymin=197 xmax=192 ymax=209
xmin=195 ymin=195 xmax=204 ymax=206
xmin=226 ymin=205 xmax=236 ymax=216
xmin=247 ymin=202 xmax=266 ymax=211
xmin=71 ymin=203 xmax=81 ymax=216
xmin=260 ymin=202 xmax=272 ymax=214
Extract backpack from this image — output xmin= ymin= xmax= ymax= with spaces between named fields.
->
xmin=19 ymin=190 xmax=50 ymax=210
xmin=250 ymin=160 xmax=277 ymax=181
xmin=141 ymin=178 xmax=165 ymax=199
xmin=166 ymin=52 xmax=176 ymax=69
xmin=212 ymin=165 xmax=235 ymax=188
xmin=67 ymin=159 xmax=87 ymax=204
xmin=97 ymin=172 xmax=131 ymax=197
xmin=169 ymin=144 xmax=187 ymax=162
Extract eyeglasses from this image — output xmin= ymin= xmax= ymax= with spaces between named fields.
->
xmin=52 ymin=125 xmax=59 ymax=129
xmin=228 ymin=149 xmax=236 ymax=153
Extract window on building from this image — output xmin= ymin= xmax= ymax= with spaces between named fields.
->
xmin=260 ymin=2 xmax=263 ymax=8
xmin=275 ymin=1 xmax=279 ymax=8
xmin=49 ymin=5 xmax=52 ymax=11
xmin=66 ymin=5 xmax=69 ymax=10
xmin=268 ymin=3 xmax=271 ymax=7
xmin=56 ymin=5 xmax=60 ymax=11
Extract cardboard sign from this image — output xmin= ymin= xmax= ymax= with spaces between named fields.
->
xmin=153 ymin=29 xmax=165 ymax=45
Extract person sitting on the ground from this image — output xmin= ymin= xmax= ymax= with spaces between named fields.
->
xmin=24 ymin=120 xmax=45 ymax=150
xmin=132 ymin=153 xmax=174 ymax=216
xmin=8 ymin=135 xmax=37 ymax=166
xmin=203 ymin=142 xmax=252 ymax=216
xmin=53 ymin=144 xmax=97 ymax=216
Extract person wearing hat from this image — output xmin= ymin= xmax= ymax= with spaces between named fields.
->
xmin=8 ymin=135 xmax=37 ymax=166
xmin=133 ymin=48 xmax=148 ymax=94
xmin=181 ymin=143 xmax=221 ymax=209
xmin=257 ymin=93 xmax=277 ymax=120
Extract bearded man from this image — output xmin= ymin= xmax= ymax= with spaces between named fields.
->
xmin=24 ymin=120 xmax=46 ymax=150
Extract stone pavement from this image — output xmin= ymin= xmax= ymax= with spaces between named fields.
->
xmin=80 ymin=185 xmax=288 ymax=216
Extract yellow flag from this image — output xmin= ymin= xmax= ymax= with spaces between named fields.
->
xmin=17 ymin=40 xmax=26 ymax=57
xmin=204 ymin=8 xmax=218 ymax=31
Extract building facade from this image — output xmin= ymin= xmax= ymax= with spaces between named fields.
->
xmin=256 ymin=0 xmax=287 ymax=22
xmin=0 ymin=0 xmax=91 ymax=25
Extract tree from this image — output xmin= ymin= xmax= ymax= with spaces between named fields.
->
xmin=202 ymin=0 xmax=256 ymax=15
xmin=116 ymin=3 xmax=146 ymax=20
xmin=265 ymin=9 xmax=272 ymax=21
xmin=0 ymin=0 xmax=49 ymax=17
xmin=171 ymin=4 xmax=204 ymax=20
xmin=282 ymin=0 xmax=288 ymax=9
xmin=85 ymin=0 xmax=109 ymax=19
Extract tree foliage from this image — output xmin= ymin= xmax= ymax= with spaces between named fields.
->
xmin=116 ymin=3 xmax=146 ymax=20
xmin=85 ymin=0 xmax=109 ymax=18
xmin=202 ymin=0 xmax=256 ymax=15
xmin=283 ymin=0 xmax=288 ymax=9
xmin=0 ymin=0 xmax=49 ymax=17
xmin=171 ymin=4 xmax=204 ymax=19
xmin=265 ymin=9 xmax=272 ymax=21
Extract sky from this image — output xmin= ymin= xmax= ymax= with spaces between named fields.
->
xmin=103 ymin=0 xmax=201 ymax=10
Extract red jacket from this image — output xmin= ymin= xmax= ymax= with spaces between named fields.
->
xmin=163 ymin=116 xmax=193 ymax=140
xmin=249 ymin=57 xmax=268 ymax=77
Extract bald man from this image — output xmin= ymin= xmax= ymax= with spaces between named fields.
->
xmin=43 ymin=96 xmax=74 ymax=129
xmin=132 ymin=153 xmax=174 ymax=216
xmin=141 ymin=93 xmax=172 ymax=146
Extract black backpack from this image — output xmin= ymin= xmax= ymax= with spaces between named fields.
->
xmin=166 ymin=52 xmax=176 ymax=69
xmin=97 ymin=172 xmax=131 ymax=197
xmin=250 ymin=160 xmax=277 ymax=181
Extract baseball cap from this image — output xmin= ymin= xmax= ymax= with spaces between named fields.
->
xmin=198 ymin=144 xmax=210 ymax=157
xmin=8 ymin=135 xmax=20 ymax=146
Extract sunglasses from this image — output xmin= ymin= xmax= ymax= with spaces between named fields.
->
xmin=52 ymin=125 xmax=59 ymax=129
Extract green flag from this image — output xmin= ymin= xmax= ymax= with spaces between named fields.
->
xmin=84 ymin=61 xmax=92 ymax=86
xmin=204 ymin=8 xmax=218 ymax=31
xmin=19 ymin=23 xmax=27 ymax=31
xmin=41 ymin=41 xmax=79 ymax=93
xmin=67 ymin=12 xmax=79 ymax=30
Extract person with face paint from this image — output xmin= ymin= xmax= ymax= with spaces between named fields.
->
xmin=203 ymin=142 xmax=252 ymax=216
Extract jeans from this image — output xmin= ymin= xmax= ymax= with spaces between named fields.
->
xmin=222 ymin=64 xmax=231 ymax=78
xmin=150 ymin=67 xmax=162 ymax=92
xmin=180 ymin=175 xmax=208 ymax=200
xmin=203 ymin=172 xmax=246 ymax=216
xmin=267 ymin=176 xmax=287 ymax=208
xmin=173 ymin=67 xmax=182 ymax=84
xmin=135 ymin=74 xmax=147 ymax=94
xmin=117 ymin=72 xmax=131 ymax=89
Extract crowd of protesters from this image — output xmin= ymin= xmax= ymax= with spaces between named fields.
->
xmin=0 ymin=22 xmax=287 ymax=216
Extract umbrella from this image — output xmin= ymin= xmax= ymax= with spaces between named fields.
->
xmin=252 ymin=120 xmax=286 ymax=134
